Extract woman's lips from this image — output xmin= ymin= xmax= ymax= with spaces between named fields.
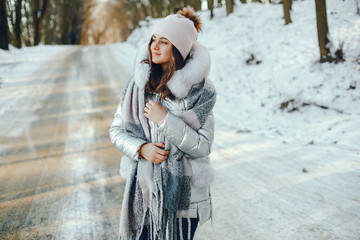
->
xmin=152 ymin=52 xmax=161 ymax=56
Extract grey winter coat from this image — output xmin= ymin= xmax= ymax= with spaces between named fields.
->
xmin=109 ymin=42 xmax=215 ymax=225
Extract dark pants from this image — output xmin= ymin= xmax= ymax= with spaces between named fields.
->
xmin=139 ymin=218 xmax=199 ymax=240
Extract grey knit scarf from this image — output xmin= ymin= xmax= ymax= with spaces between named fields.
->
xmin=119 ymin=43 xmax=215 ymax=240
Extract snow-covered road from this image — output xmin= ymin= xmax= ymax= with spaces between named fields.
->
xmin=198 ymin=126 xmax=360 ymax=239
xmin=0 ymin=45 xmax=130 ymax=239
xmin=1 ymin=43 xmax=359 ymax=240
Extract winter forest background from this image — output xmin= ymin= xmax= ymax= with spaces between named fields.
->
xmin=1 ymin=0 xmax=360 ymax=239
xmin=0 ymin=0 xmax=355 ymax=62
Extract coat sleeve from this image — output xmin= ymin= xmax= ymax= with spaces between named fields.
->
xmin=109 ymin=103 xmax=147 ymax=160
xmin=157 ymin=111 xmax=215 ymax=158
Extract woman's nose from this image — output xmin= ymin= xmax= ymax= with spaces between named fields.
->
xmin=152 ymin=41 xmax=159 ymax=50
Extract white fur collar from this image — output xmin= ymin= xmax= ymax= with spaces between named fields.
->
xmin=133 ymin=42 xmax=211 ymax=99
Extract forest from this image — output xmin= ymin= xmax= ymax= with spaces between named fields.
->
xmin=0 ymin=0 xmax=353 ymax=62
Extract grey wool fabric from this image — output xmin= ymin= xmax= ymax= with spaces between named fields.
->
xmin=118 ymin=42 xmax=216 ymax=240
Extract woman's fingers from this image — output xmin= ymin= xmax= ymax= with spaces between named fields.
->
xmin=152 ymin=151 xmax=168 ymax=164
xmin=141 ymin=142 xmax=169 ymax=164
xmin=144 ymin=106 xmax=149 ymax=114
xmin=158 ymin=149 xmax=169 ymax=156
xmin=153 ymin=142 xmax=165 ymax=148
xmin=154 ymin=156 xmax=164 ymax=164
xmin=153 ymin=143 xmax=169 ymax=156
xmin=143 ymin=101 xmax=167 ymax=124
xmin=145 ymin=100 xmax=154 ymax=109
xmin=145 ymin=100 xmax=161 ymax=111
xmin=144 ymin=107 xmax=150 ymax=119
xmin=144 ymin=105 xmax=151 ymax=119
xmin=152 ymin=155 xmax=165 ymax=164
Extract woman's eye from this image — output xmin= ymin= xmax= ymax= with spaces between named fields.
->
xmin=161 ymin=41 xmax=167 ymax=44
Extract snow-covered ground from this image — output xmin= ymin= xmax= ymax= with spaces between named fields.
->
xmin=127 ymin=4 xmax=360 ymax=237
xmin=1 ymin=0 xmax=359 ymax=239
xmin=127 ymin=0 xmax=360 ymax=149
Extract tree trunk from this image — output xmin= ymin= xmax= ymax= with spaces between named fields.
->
xmin=23 ymin=2 xmax=32 ymax=46
xmin=13 ymin=0 xmax=22 ymax=48
xmin=0 ymin=0 xmax=9 ymax=50
xmin=207 ymin=0 xmax=214 ymax=18
xmin=225 ymin=0 xmax=233 ymax=15
xmin=61 ymin=0 xmax=70 ymax=44
xmin=192 ymin=0 xmax=202 ymax=12
xmin=33 ymin=0 xmax=49 ymax=45
xmin=315 ymin=0 xmax=332 ymax=62
xmin=283 ymin=0 xmax=292 ymax=25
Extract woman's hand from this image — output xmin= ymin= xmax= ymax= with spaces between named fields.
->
xmin=139 ymin=142 xmax=169 ymax=164
xmin=144 ymin=100 xmax=167 ymax=125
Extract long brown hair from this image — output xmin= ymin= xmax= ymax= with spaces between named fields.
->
xmin=144 ymin=38 xmax=187 ymax=99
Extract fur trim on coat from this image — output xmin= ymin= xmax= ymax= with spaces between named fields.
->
xmin=133 ymin=42 xmax=211 ymax=99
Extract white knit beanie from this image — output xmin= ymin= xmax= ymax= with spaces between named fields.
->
xmin=151 ymin=14 xmax=198 ymax=60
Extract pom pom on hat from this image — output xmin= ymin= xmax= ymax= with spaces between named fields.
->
xmin=151 ymin=13 xmax=199 ymax=60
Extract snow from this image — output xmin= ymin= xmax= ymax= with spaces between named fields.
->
xmin=126 ymin=1 xmax=360 ymax=149
xmin=1 ymin=0 xmax=359 ymax=239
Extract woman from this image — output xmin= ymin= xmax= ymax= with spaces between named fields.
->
xmin=109 ymin=8 xmax=216 ymax=240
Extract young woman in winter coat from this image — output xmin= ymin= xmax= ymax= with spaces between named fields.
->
xmin=109 ymin=8 xmax=216 ymax=240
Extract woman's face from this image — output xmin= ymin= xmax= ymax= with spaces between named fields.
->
xmin=150 ymin=34 xmax=173 ymax=69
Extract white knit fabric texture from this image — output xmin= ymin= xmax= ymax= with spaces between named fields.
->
xmin=151 ymin=14 xmax=198 ymax=60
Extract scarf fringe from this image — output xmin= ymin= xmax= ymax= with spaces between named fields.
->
xmin=118 ymin=215 xmax=194 ymax=240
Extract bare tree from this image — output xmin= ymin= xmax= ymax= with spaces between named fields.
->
xmin=61 ymin=0 xmax=71 ymax=44
xmin=226 ymin=0 xmax=234 ymax=15
xmin=207 ymin=0 xmax=214 ymax=18
xmin=190 ymin=0 xmax=201 ymax=12
xmin=0 ymin=0 xmax=9 ymax=50
xmin=13 ymin=0 xmax=22 ymax=47
xmin=315 ymin=0 xmax=333 ymax=62
xmin=32 ymin=0 xmax=49 ymax=45
xmin=150 ymin=0 xmax=163 ymax=18
xmin=23 ymin=3 xmax=32 ymax=46
xmin=283 ymin=0 xmax=292 ymax=25
xmin=5 ymin=0 xmax=22 ymax=47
